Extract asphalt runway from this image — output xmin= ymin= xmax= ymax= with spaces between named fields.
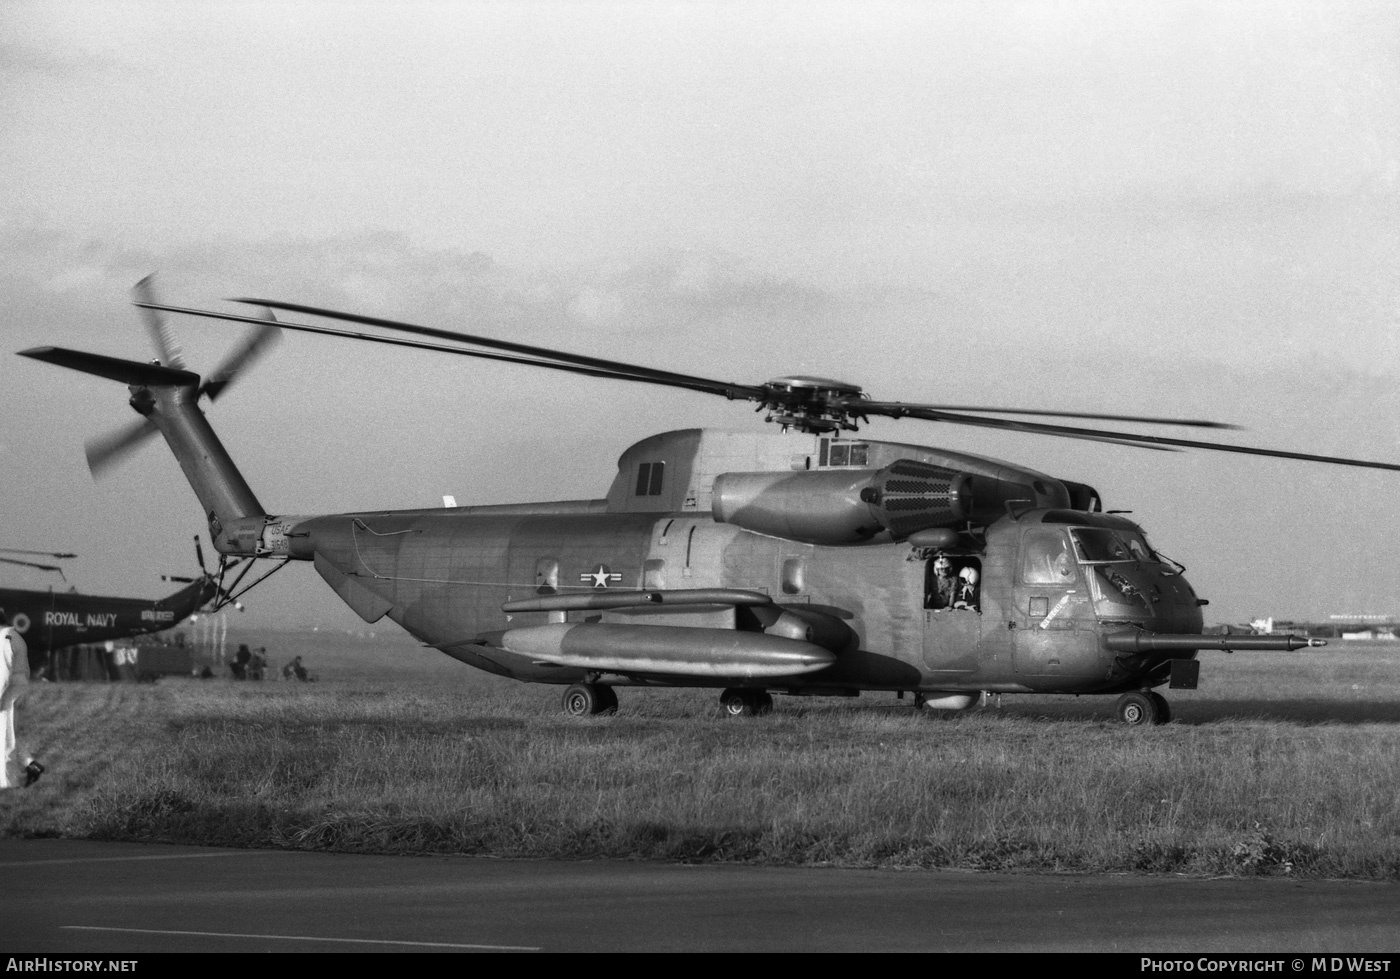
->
xmin=3 ymin=839 xmax=1400 ymax=953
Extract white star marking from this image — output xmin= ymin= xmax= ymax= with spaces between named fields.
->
xmin=581 ymin=564 xmax=622 ymax=589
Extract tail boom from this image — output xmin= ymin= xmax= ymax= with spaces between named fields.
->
xmin=19 ymin=346 xmax=266 ymax=554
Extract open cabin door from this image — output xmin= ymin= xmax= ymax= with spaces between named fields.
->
xmin=921 ymin=553 xmax=982 ymax=672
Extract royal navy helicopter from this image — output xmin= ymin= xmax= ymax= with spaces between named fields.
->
xmin=0 ymin=542 xmax=235 ymax=677
xmin=19 ymin=281 xmax=1400 ymax=723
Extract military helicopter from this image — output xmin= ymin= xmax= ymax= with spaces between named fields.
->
xmin=19 ymin=281 xmax=1400 ymax=723
xmin=0 ymin=542 xmax=237 ymax=677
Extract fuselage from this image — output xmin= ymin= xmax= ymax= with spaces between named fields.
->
xmin=230 ymin=429 xmax=1207 ymax=695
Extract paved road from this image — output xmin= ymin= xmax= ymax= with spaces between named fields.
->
xmin=2 ymin=839 xmax=1398 ymax=952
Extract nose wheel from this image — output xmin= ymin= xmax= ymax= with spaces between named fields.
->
xmin=1116 ymin=690 xmax=1170 ymax=726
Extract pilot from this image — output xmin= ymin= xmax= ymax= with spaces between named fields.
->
xmin=1 ymin=614 xmax=41 ymax=789
xmin=927 ymin=554 xmax=959 ymax=610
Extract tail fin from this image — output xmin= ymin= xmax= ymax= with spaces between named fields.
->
xmin=18 ymin=346 xmax=267 ymax=550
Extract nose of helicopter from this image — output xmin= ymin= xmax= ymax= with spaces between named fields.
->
xmin=1090 ymin=563 xmax=1205 ymax=634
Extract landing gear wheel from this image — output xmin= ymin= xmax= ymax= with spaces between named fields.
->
xmin=720 ymin=688 xmax=768 ymax=717
xmin=1116 ymin=691 xmax=1161 ymax=726
xmin=562 ymin=683 xmax=616 ymax=717
xmin=1149 ymin=691 xmax=1171 ymax=724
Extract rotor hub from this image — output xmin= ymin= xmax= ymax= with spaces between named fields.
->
xmin=761 ymin=376 xmax=866 ymax=434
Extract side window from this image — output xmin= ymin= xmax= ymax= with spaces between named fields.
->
xmin=1022 ymin=530 xmax=1076 ymax=584
xmin=826 ymin=442 xmax=868 ymax=467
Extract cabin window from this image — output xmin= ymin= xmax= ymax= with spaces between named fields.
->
xmin=781 ymin=558 xmax=805 ymax=595
xmin=635 ymin=461 xmax=666 ymax=496
xmin=824 ymin=442 xmax=868 ymax=467
xmin=1022 ymin=530 xmax=1077 ymax=584
xmin=925 ymin=555 xmax=981 ymax=611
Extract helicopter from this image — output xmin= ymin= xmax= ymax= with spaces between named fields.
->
xmin=0 ymin=543 xmax=233 ymax=678
xmin=18 ymin=281 xmax=1400 ymax=724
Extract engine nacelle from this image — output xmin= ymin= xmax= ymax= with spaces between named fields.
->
xmin=712 ymin=460 xmax=972 ymax=544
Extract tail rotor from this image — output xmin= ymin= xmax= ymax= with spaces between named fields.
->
xmin=83 ymin=275 xmax=280 ymax=479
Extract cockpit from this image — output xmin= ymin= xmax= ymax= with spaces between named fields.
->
xmin=1020 ymin=513 xmax=1195 ymax=626
xmin=1068 ymin=527 xmax=1156 ymax=565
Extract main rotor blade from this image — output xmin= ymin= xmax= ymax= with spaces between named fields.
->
xmin=0 ymin=556 xmax=66 ymax=573
xmin=85 ymin=417 xmax=160 ymax=477
xmin=0 ymin=549 xmax=77 ymax=559
xmin=200 ymin=309 xmax=281 ymax=401
xmin=891 ymin=404 xmax=1237 ymax=430
xmin=133 ymin=274 xmax=185 ymax=369
xmin=229 ymin=297 xmax=765 ymax=400
xmin=137 ymin=302 xmax=756 ymax=398
xmin=857 ymin=402 xmax=1400 ymax=472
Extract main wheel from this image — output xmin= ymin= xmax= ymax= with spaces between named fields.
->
xmin=1149 ymin=691 xmax=1171 ymax=724
xmin=562 ymin=683 xmax=614 ymax=717
xmin=1116 ymin=691 xmax=1160 ymax=726
xmin=720 ymin=688 xmax=758 ymax=717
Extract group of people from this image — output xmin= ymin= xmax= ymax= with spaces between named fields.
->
xmin=926 ymin=553 xmax=981 ymax=612
xmin=229 ymin=643 xmax=268 ymax=680
xmin=229 ymin=645 xmax=312 ymax=681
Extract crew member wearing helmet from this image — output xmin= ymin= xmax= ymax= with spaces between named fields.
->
xmin=955 ymin=566 xmax=980 ymax=611
xmin=927 ymin=554 xmax=959 ymax=610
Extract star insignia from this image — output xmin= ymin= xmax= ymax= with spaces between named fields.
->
xmin=580 ymin=564 xmax=622 ymax=589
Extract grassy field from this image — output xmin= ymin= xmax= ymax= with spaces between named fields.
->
xmin=5 ymin=630 xmax=1400 ymax=878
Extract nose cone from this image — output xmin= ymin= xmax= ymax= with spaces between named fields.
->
xmin=1093 ymin=564 xmax=1203 ymax=633
xmin=1153 ymin=571 xmax=1205 ymax=633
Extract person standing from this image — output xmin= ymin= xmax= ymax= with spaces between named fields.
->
xmin=1 ymin=615 xmax=42 ymax=789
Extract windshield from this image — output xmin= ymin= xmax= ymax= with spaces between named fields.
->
xmin=1070 ymin=527 xmax=1155 ymax=564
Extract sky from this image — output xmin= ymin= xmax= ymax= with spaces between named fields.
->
xmin=1 ymin=0 xmax=1398 ymax=633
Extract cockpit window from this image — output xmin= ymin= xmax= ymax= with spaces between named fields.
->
xmin=1071 ymin=527 xmax=1156 ymax=564
xmin=1022 ymin=529 xmax=1077 ymax=584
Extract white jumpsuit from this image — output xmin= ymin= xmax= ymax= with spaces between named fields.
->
xmin=0 ymin=626 xmax=30 ymax=789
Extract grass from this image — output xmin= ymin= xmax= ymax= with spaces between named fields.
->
xmin=5 ymin=630 xmax=1400 ymax=878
